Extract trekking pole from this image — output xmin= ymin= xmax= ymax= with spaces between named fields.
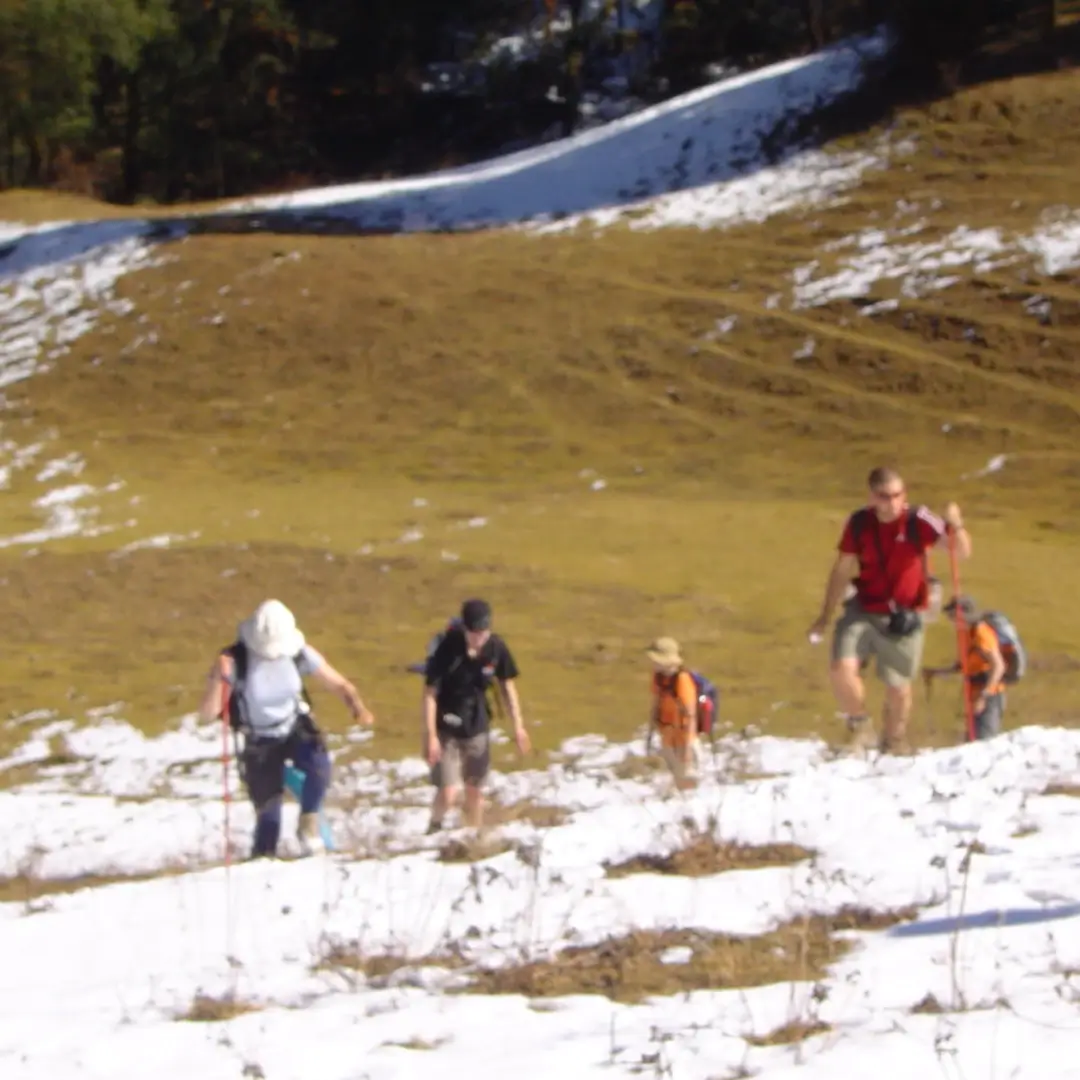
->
xmin=947 ymin=529 xmax=976 ymax=743
xmin=924 ymin=670 xmax=936 ymax=739
xmin=220 ymin=682 xmax=233 ymax=869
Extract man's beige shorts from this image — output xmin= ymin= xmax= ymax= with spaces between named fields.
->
xmin=831 ymin=600 xmax=925 ymax=688
xmin=430 ymin=731 xmax=490 ymax=789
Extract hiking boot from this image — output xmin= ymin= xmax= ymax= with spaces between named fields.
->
xmin=844 ymin=715 xmax=878 ymax=756
xmin=297 ymin=813 xmax=326 ymax=856
xmin=879 ymin=732 xmax=914 ymax=756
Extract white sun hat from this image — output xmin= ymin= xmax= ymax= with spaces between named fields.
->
xmin=239 ymin=599 xmax=305 ymax=660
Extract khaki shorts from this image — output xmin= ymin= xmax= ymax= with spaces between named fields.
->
xmin=430 ymin=731 xmax=490 ymax=789
xmin=831 ymin=600 xmax=925 ymax=688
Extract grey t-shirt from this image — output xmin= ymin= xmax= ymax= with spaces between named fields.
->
xmin=226 ymin=644 xmax=325 ymax=739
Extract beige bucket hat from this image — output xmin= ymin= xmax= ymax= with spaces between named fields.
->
xmin=646 ymin=636 xmax=683 ymax=668
xmin=239 ymin=599 xmax=306 ymax=660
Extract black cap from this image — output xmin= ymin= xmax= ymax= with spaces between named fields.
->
xmin=461 ymin=598 xmax=492 ymax=632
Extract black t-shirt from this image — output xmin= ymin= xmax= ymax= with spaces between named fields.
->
xmin=424 ymin=628 xmax=519 ymax=738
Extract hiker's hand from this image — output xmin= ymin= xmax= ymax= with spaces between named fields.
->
xmin=943 ymin=502 xmax=964 ymax=529
xmin=807 ymin=616 xmax=828 ymax=644
xmin=514 ymin=726 xmax=531 ymax=756
xmin=425 ymin=734 xmax=442 ymax=767
xmin=354 ymin=705 xmax=375 ymax=727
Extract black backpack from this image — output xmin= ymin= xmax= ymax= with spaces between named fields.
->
xmin=410 ymin=618 xmax=503 ymax=723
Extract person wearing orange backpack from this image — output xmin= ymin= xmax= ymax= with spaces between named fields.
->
xmin=923 ymin=595 xmax=1009 ymax=740
xmin=646 ymin=636 xmax=701 ymax=790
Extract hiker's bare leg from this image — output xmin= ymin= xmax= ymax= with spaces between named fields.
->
xmin=430 ymin=784 xmax=459 ymax=828
xmin=830 ymin=658 xmax=867 ymax=717
xmin=463 ymin=783 xmax=484 ymax=829
xmin=883 ymin=684 xmax=912 ymax=741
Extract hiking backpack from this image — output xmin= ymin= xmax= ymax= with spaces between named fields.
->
xmin=411 ymin=617 xmax=503 ymax=720
xmin=659 ymin=668 xmax=720 ymax=737
xmin=978 ymin=611 xmax=1027 ymax=685
xmin=687 ymin=669 xmax=720 ymax=737
xmin=407 ymin=616 xmax=465 ymax=675
xmin=221 ymin=639 xmax=314 ymax=733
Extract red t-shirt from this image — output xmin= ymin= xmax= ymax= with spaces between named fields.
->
xmin=839 ymin=506 xmax=944 ymax=613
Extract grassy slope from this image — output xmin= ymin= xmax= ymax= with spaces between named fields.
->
xmin=2 ymin=68 xmax=1080 ymax=772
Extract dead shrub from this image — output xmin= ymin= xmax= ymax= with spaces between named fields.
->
xmin=746 ymin=1019 xmax=831 ymax=1046
xmin=461 ymin=905 xmax=918 ymax=1003
xmin=178 ymin=991 xmax=260 ymax=1022
xmin=605 ymin=835 xmax=814 ymax=878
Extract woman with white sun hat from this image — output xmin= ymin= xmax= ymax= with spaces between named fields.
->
xmin=199 ymin=598 xmax=374 ymax=858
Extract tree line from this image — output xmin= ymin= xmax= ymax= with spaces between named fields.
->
xmin=0 ymin=0 xmax=1059 ymax=206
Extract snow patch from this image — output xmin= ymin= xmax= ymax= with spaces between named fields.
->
xmin=4 ymin=724 xmax=1080 ymax=1078
xmin=114 ymin=531 xmax=201 ymax=555
xmin=792 ymin=214 xmax=1080 ymax=309
xmin=221 ymin=30 xmax=890 ymax=236
xmin=0 ymin=482 xmax=121 ymax=549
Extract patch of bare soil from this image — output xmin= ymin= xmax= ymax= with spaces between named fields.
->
xmin=1042 ymin=782 xmax=1080 ymax=797
xmin=314 ymin=941 xmax=466 ymax=987
xmin=746 ymin=1019 xmax=831 ymax=1046
xmin=177 ymin=991 xmax=261 ymax=1022
xmin=484 ymin=797 xmax=570 ymax=830
xmin=436 ymin=835 xmax=516 ymax=863
xmin=0 ymin=863 xmax=206 ymax=906
xmin=911 ymin=992 xmax=947 ymax=1014
xmin=604 ymin=835 xmax=814 ymax=878
xmin=612 ymin=755 xmax=667 ymax=781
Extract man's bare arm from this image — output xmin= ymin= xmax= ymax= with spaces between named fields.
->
xmin=938 ymin=502 xmax=972 ymax=559
xmin=817 ymin=552 xmax=859 ymax=624
xmin=422 ymin=684 xmax=438 ymax=742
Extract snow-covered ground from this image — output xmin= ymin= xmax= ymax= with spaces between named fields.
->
xmin=791 ymin=210 xmax=1080 ymax=310
xmin=224 ymin=30 xmax=891 ymax=233
xmin=0 ymin=227 xmax=166 ymax=547
xmin=5 ymin=717 xmax=1080 ymax=1079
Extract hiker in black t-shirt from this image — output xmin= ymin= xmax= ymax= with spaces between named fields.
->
xmin=422 ymin=598 xmax=530 ymax=832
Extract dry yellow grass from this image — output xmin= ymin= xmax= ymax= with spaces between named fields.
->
xmin=461 ymin=905 xmax=918 ymax=1002
xmin=0 ymin=187 xmax=243 ymax=223
xmin=746 ymin=1019 xmax=831 ymax=1046
xmin=1 ymin=65 xmax=1079 ymax=775
xmin=177 ymin=991 xmax=261 ymax=1022
xmin=604 ymin=837 xmax=814 ymax=878
xmin=0 ymin=861 xmax=220 ymax=905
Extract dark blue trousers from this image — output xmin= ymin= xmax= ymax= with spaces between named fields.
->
xmin=241 ymin=720 xmax=331 ymax=857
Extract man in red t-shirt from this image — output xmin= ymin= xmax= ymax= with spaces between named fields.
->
xmin=807 ymin=466 xmax=971 ymax=754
